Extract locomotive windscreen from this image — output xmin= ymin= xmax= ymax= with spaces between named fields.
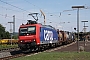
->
xmin=19 ymin=26 xmax=36 ymax=36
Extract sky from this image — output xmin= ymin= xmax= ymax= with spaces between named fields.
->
xmin=0 ymin=0 xmax=90 ymax=32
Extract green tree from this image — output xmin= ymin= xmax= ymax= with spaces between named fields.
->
xmin=0 ymin=24 xmax=10 ymax=39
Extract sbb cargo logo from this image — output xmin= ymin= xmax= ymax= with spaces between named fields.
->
xmin=44 ymin=30 xmax=53 ymax=41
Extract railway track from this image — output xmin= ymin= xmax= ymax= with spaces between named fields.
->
xmin=0 ymin=47 xmax=20 ymax=52
xmin=0 ymin=53 xmax=27 ymax=60
xmin=0 ymin=42 xmax=76 ymax=60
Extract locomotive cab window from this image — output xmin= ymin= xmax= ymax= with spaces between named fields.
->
xmin=20 ymin=28 xmax=27 ymax=33
xmin=28 ymin=26 xmax=36 ymax=34
xmin=19 ymin=26 xmax=36 ymax=36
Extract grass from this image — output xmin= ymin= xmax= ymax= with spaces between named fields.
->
xmin=0 ymin=44 xmax=18 ymax=49
xmin=11 ymin=51 xmax=90 ymax=60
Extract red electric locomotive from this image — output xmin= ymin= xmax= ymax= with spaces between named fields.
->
xmin=18 ymin=20 xmax=58 ymax=51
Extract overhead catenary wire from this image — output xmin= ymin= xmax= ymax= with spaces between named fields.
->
xmin=0 ymin=0 xmax=40 ymax=21
xmin=0 ymin=0 xmax=32 ymax=21
xmin=1 ymin=0 xmax=90 ymax=15
xmin=0 ymin=5 xmax=21 ymax=12
xmin=24 ymin=0 xmax=41 ymax=10
xmin=0 ymin=13 xmax=12 ymax=18
xmin=0 ymin=13 xmax=25 ymax=21
xmin=0 ymin=0 xmax=74 ymax=17
xmin=0 ymin=0 xmax=31 ymax=13
xmin=0 ymin=0 xmax=41 ymax=30
xmin=23 ymin=0 xmax=45 ymax=18
xmin=23 ymin=0 xmax=64 ymax=24
xmin=0 ymin=0 xmax=90 ymax=21
xmin=0 ymin=0 xmax=78 ymax=19
xmin=23 ymin=0 xmax=57 ymax=17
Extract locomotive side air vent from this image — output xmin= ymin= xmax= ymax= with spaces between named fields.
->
xmin=27 ymin=20 xmax=37 ymax=25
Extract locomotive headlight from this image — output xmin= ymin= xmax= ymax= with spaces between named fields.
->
xmin=33 ymin=39 xmax=36 ymax=41
xmin=20 ymin=40 xmax=24 ymax=43
xmin=20 ymin=41 xmax=23 ymax=42
xmin=37 ymin=43 xmax=40 ymax=44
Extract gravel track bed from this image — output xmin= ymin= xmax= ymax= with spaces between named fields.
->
xmin=54 ymin=41 xmax=90 ymax=52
